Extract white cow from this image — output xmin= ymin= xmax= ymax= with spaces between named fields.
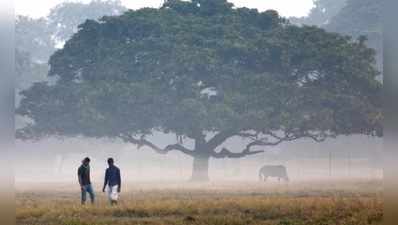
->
xmin=259 ymin=165 xmax=289 ymax=182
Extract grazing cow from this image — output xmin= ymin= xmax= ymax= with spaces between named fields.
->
xmin=259 ymin=165 xmax=289 ymax=182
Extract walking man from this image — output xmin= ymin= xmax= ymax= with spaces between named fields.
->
xmin=102 ymin=158 xmax=121 ymax=205
xmin=78 ymin=157 xmax=95 ymax=205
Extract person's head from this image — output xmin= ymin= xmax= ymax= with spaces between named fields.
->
xmin=82 ymin=157 xmax=90 ymax=166
xmin=107 ymin=158 xmax=114 ymax=166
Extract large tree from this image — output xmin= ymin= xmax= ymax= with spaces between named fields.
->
xmin=17 ymin=0 xmax=382 ymax=181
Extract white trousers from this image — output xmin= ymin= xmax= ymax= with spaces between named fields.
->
xmin=107 ymin=185 xmax=119 ymax=202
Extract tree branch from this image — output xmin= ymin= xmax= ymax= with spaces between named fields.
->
xmin=212 ymin=147 xmax=264 ymax=158
xmin=213 ymin=130 xmax=332 ymax=159
xmin=119 ymin=134 xmax=195 ymax=156
xmin=212 ymin=137 xmax=279 ymax=159
xmin=240 ymin=130 xmax=332 ymax=144
xmin=205 ymin=130 xmax=236 ymax=150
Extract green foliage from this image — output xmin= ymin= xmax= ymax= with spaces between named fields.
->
xmin=17 ymin=0 xmax=382 ymax=152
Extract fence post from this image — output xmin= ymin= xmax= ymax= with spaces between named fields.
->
xmin=329 ymin=151 xmax=332 ymax=177
xmin=348 ymin=150 xmax=352 ymax=177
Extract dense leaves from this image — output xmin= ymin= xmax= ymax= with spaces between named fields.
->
xmin=17 ymin=0 xmax=382 ymax=156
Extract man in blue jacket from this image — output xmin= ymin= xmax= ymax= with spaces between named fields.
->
xmin=102 ymin=158 xmax=121 ymax=205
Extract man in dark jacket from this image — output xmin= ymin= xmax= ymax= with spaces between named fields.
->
xmin=102 ymin=158 xmax=121 ymax=205
xmin=78 ymin=157 xmax=95 ymax=205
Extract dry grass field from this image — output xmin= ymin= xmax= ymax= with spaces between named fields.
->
xmin=16 ymin=179 xmax=383 ymax=225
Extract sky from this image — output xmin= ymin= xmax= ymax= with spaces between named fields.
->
xmin=15 ymin=0 xmax=314 ymax=19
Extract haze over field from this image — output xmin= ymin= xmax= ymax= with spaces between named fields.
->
xmin=15 ymin=134 xmax=382 ymax=185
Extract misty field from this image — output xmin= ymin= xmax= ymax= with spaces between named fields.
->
xmin=16 ymin=179 xmax=382 ymax=225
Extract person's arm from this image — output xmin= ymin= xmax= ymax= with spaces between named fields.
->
xmin=117 ymin=168 xmax=121 ymax=192
xmin=102 ymin=169 xmax=109 ymax=192
xmin=77 ymin=167 xmax=83 ymax=189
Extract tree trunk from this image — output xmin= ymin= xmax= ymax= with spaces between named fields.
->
xmin=190 ymin=155 xmax=210 ymax=182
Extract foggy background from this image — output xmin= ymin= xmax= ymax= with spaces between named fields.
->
xmin=14 ymin=0 xmax=383 ymax=185
xmin=16 ymin=134 xmax=382 ymax=184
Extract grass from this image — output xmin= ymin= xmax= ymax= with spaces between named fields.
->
xmin=16 ymin=179 xmax=383 ymax=225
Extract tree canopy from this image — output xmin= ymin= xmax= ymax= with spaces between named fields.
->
xmin=17 ymin=0 xmax=382 ymax=181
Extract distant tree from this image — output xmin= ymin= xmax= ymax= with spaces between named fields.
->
xmin=326 ymin=0 xmax=381 ymax=37
xmin=15 ymin=0 xmax=128 ymax=100
xmin=291 ymin=0 xmax=382 ymax=74
xmin=47 ymin=0 xmax=127 ymax=44
xmin=15 ymin=16 xmax=55 ymax=63
xmin=15 ymin=49 xmax=49 ymax=131
xmin=15 ymin=0 xmax=127 ymax=63
xmin=15 ymin=49 xmax=48 ymax=92
xmin=15 ymin=0 xmax=128 ymax=101
xmin=17 ymin=0 xmax=382 ymax=181
xmin=289 ymin=0 xmax=347 ymax=26
xmin=326 ymin=0 xmax=382 ymax=70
